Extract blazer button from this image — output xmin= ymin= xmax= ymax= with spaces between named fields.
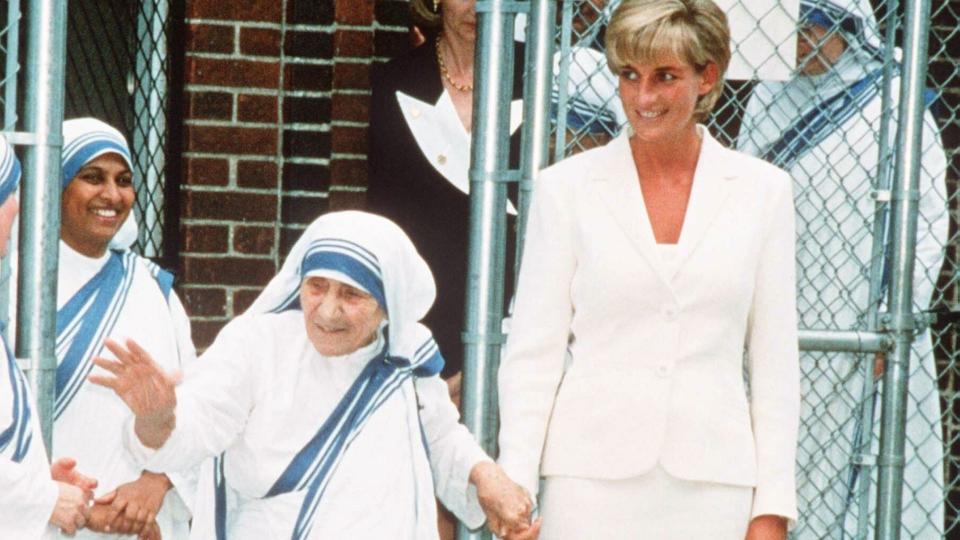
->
xmin=656 ymin=365 xmax=671 ymax=377
xmin=663 ymin=307 xmax=677 ymax=321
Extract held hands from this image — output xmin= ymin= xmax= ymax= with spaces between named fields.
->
xmin=89 ymin=338 xmax=181 ymax=448
xmin=469 ymin=461 xmax=541 ymax=539
xmin=88 ymin=471 xmax=172 ymax=538
xmin=50 ymin=457 xmax=98 ymax=495
xmin=49 ymin=481 xmax=92 ymax=534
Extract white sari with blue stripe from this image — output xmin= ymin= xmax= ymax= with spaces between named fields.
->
xmin=126 ymin=212 xmax=491 ymax=540
xmin=52 ymin=242 xmax=196 ymax=540
xmin=0 ymin=331 xmax=61 ymax=538
xmin=737 ymin=2 xmax=948 ymax=536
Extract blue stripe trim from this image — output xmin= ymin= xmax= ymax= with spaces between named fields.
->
xmin=61 ymin=137 xmax=131 ymax=189
xmin=0 ymin=153 xmax=21 ymax=205
xmin=0 ymin=335 xmax=31 ymax=462
xmin=300 ymin=251 xmax=387 ymax=313
xmin=54 ymin=252 xmax=136 ymax=419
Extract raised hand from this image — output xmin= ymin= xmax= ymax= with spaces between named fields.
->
xmin=469 ymin=461 xmax=537 ymax=538
xmin=48 ymin=481 xmax=92 ymax=534
xmin=50 ymin=457 xmax=98 ymax=496
xmin=89 ymin=338 xmax=180 ymax=448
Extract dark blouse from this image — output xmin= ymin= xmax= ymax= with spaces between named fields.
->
xmin=367 ymin=41 xmax=522 ymax=376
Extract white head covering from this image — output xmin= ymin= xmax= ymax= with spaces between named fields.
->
xmin=0 ymin=134 xmax=20 ymax=206
xmin=738 ymin=0 xmax=885 ymax=156
xmin=247 ymin=211 xmax=443 ymax=371
xmin=61 ymin=118 xmax=139 ymax=250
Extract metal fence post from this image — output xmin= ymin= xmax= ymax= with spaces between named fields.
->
xmin=17 ymin=0 xmax=68 ymax=454
xmin=458 ymin=1 xmax=520 ymax=539
xmin=875 ymin=0 xmax=933 ymax=537
xmin=515 ymin=0 xmax=555 ymax=280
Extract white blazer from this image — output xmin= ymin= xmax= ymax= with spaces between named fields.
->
xmin=497 ymin=128 xmax=800 ymax=522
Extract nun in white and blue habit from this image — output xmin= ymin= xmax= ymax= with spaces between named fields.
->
xmin=51 ymin=118 xmax=196 ymax=539
xmin=737 ymin=1 xmax=948 ymax=537
xmin=0 ymin=134 xmax=63 ymax=538
xmin=122 ymin=211 xmax=501 ymax=540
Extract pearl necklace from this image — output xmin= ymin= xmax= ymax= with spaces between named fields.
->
xmin=435 ymin=34 xmax=473 ymax=92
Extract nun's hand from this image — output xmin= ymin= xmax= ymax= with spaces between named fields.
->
xmin=89 ymin=338 xmax=181 ymax=448
xmin=469 ymin=461 xmax=536 ymax=538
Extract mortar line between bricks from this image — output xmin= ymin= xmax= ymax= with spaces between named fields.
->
xmin=188 ymin=51 xmax=335 ymax=65
xmin=273 ymin=0 xmax=288 ymax=273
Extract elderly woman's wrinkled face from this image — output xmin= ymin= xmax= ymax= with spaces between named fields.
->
xmin=301 ymin=276 xmax=385 ymax=357
xmin=797 ymin=24 xmax=846 ymax=76
xmin=60 ymin=153 xmax=134 ymax=258
xmin=441 ymin=0 xmax=476 ymax=43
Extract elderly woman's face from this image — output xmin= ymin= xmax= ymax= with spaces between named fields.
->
xmin=300 ymin=276 xmax=385 ymax=357
xmin=797 ymin=24 xmax=846 ymax=76
xmin=60 ymin=153 xmax=134 ymax=258
xmin=618 ymin=52 xmax=717 ymax=145
xmin=441 ymin=0 xmax=476 ymax=43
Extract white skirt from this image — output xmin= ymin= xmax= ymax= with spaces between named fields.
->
xmin=539 ymin=466 xmax=753 ymax=539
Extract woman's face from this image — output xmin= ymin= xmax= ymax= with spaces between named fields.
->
xmin=797 ymin=24 xmax=846 ymax=76
xmin=300 ymin=276 xmax=385 ymax=357
xmin=618 ymin=51 xmax=717 ymax=146
xmin=441 ymin=0 xmax=476 ymax=43
xmin=60 ymin=153 xmax=134 ymax=257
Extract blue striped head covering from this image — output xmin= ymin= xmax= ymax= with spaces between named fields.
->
xmin=61 ymin=118 xmax=133 ymax=190
xmin=245 ymin=211 xmax=442 ymax=372
xmin=799 ymin=0 xmax=882 ymax=54
xmin=0 ymin=135 xmax=20 ymax=205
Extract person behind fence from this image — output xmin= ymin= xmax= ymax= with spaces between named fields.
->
xmin=367 ymin=0 xmax=524 ymax=409
xmin=0 ymin=135 xmax=103 ymax=538
xmin=89 ymin=210 xmax=541 ymax=540
xmin=46 ymin=118 xmax=197 ymax=539
xmin=496 ymin=1 xmax=800 ymax=539
xmin=736 ymin=0 xmax=948 ymax=537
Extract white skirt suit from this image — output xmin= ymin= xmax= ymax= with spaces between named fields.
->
xmin=498 ymin=128 xmax=800 ymax=538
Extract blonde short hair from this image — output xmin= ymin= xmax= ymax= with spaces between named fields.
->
xmin=410 ymin=0 xmax=441 ymax=28
xmin=606 ymin=0 xmax=730 ymax=120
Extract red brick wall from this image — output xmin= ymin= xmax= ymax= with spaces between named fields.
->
xmin=178 ymin=0 xmax=412 ymax=348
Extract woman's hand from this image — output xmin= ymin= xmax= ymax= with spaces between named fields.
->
xmin=469 ymin=461 xmax=537 ymax=538
xmin=89 ymin=338 xmax=180 ymax=448
xmin=50 ymin=457 xmax=97 ymax=495
xmin=91 ymin=471 xmax=172 ymax=535
xmin=745 ymin=514 xmax=787 ymax=540
xmin=48 ymin=481 xmax=92 ymax=534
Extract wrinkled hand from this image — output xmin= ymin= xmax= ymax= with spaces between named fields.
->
xmin=469 ymin=461 xmax=536 ymax=538
xmin=745 ymin=514 xmax=787 ymax=540
xmin=50 ymin=457 xmax=98 ymax=496
xmin=89 ymin=338 xmax=180 ymax=448
xmin=92 ymin=471 xmax=172 ymax=536
xmin=503 ymin=517 xmax=541 ymax=539
xmin=48 ymin=481 xmax=92 ymax=534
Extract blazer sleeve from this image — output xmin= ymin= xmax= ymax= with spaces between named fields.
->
xmin=746 ymin=171 xmax=801 ymax=523
xmin=497 ymin=169 xmax=577 ymax=497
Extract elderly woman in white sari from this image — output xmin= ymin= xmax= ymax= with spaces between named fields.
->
xmin=737 ymin=1 xmax=948 ymax=537
xmin=48 ymin=118 xmax=196 ymax=539
xmin=91 ymin=211 xmax=539 ymax=540
xmin=0 ymin=135 xmax=100 ymax=538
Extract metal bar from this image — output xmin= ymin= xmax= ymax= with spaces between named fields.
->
xmin=857 ymin=3 xmax=901 ymax=532
xmin=552 ymin=1 xmax=574 ymax=163
xmin=798 ymin=330 xmax=891 ymax=353
xmin=515 ymin=0 xmax=555 ymax=283
xmin=875 ymin=0 xmax=932 ymax=537
xmin=133 ymin=0 xmax=169 ymax=257
xmin=457 ymin=1 xmax=518 ymax=538
xmin=17 ymin=0 xmax=68 ymax=454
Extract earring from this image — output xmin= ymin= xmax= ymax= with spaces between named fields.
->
xmin=433 ymin=0 xmax=440 ymax=12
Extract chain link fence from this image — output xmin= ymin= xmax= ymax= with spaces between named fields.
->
xmin=549 ymin=0 xmax=958 ymax=537
xmin=64 ymin=0 xmax=175 ymax=260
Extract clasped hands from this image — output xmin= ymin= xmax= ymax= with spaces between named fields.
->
xmin=470 ymin=461 xmax=541 ymax=539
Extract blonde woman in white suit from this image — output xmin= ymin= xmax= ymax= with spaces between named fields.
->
xmin=497 ymin=1 xmax=800 ymax=539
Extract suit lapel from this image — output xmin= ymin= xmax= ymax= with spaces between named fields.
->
xmin=593 ymin=135 xmax=673 ymax=288
xmin=673 ymin=130 xmax=737 ymax=275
